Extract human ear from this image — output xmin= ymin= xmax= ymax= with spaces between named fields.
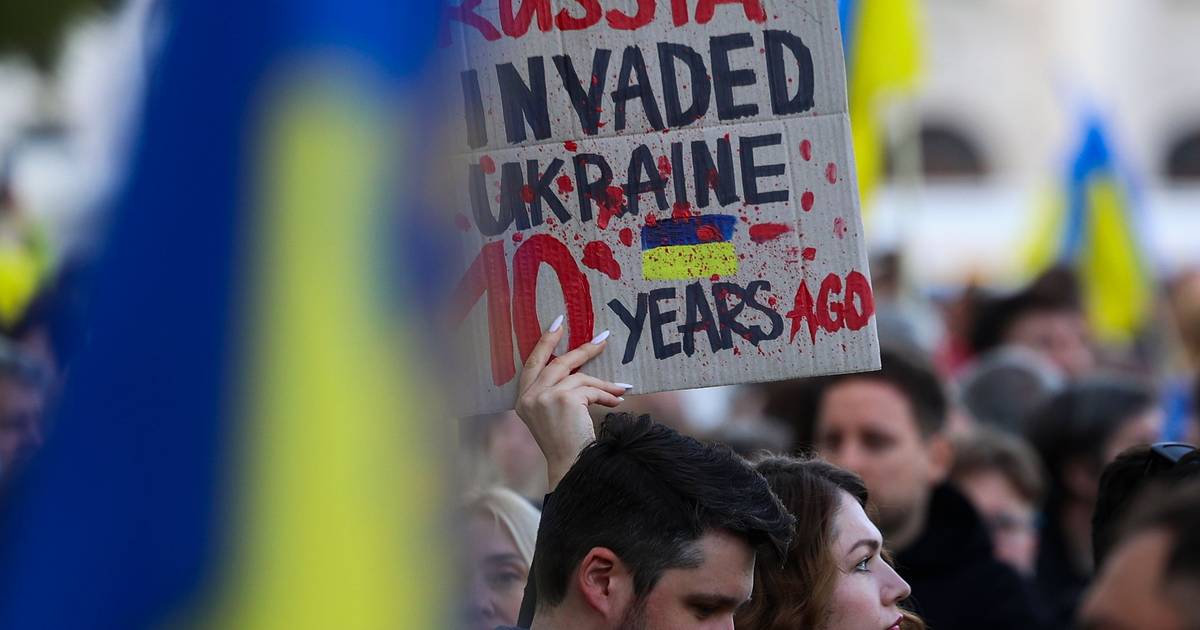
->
xmin=925 ymin=433 xmax=954 ymax=483
xmin=576 ymin=547 xmax=635 ymax=620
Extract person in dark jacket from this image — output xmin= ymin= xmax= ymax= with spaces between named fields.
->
xmin=808 ymin=348 xmax=1045 ymax=629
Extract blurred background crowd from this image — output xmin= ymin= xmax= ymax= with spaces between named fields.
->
xmin=0 ymin=0 xmax=1199 ymax=628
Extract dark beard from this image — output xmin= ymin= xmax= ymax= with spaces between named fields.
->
xmin=617 ymin=596 xmax=648 ymax=630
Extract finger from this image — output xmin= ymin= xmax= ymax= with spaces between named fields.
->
xmin=538 ymin=329 xmax=610 ymax=386
xmin=580 ymin=386 xmax=624 ymax=408
xmin=518 ymin=314 xmax=566 ymax=391
xmin=556 ymin=373 xmax=632 ymax=397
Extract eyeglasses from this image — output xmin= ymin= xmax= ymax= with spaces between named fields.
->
xmin=1144 ymin=442 xmax=1197 ymax=475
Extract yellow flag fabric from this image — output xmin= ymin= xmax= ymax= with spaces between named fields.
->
xmin=1078 ymin=179 xmax=1152 ymax=342
xmin=197 ymin=71 xmax=449 ymax=630
xmin=844 ymin=0 xmax=923 ymax=212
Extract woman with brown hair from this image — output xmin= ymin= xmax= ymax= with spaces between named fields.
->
xmin=739 ymin=456 xmax=924 ymax=630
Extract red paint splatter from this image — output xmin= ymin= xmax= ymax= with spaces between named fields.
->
xmin=563 ymin=140 xmax=578 ymax=152
xmin=767 ymin=295 xmax=778 ymax=308
xmin=556 ymin=175 xmax=574 ymax=194
xmin=802 ymin=247 xmax=816 ymax=260
xmin=723 ymin=132 xmax=730 ymax=142
xmin=749 ymin=223 xmax=793 ymax=244
xmin=833 ymin=217 xmax=847 ymax=239
xmin=644 ymin=213 xmax=658 ymax=227
xmin=596 ymin=186 xmax=626 ymax=229
xmin=672 ymin=201 xmax=693 ymax=219
xmin=512 ymin=232 xmax=524 ymax=243
xmin=657 ymin=155 xmax=672 ymax=179
xmin=545 ymin=217 xmax=556 ymax=226
xmin=800 ymin=139 xmax=812 ymax=161
xmin=480 ymin=155 xmax=496 ymax=174
xmin=453 ymin=213 xmax=471 ymax=232
xmin=520 ymin=185 xmax=535 ymax=203
xmin=801 ymin=190 xmax=815 ymax=212
xmin=710 ymin=274 xmax=720 ymax=282
xmin=582 ymin=241 xmax=622 ymax=280
xmin=697 ymin=225 xmax=722 ymax=242
xmin=619 ymin=227 xmax=634 ymax=247
xmin=590 ymin=74 xmax=599 ymax=86
xmin=825 ymin=162 xmax=838 ymax=184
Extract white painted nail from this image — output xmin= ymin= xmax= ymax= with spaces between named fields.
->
xmin=590 ymin=330 xmax=611 ymax=344
xmin=548 ymin=314 xmax=564 ymax=332
xmin=615 ymin=383 xmax=634 ymax=390
xmin=618 ymin=397 xmax=625 ymax=402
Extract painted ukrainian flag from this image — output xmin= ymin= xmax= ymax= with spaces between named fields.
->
xmin=641 ymin=215 xmax=739 ymax=280
xmin=839 ymin=0 xmax=923 ymax=211
xmin=0 ymin=1 xmax=453 ymax=629
xmin=1025 ymin=116 xmax=1154 ymax=344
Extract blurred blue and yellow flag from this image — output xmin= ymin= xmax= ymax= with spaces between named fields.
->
xmin=1026 ymin=116 xmax=1154 ymax=344
xmin=839 ymin=0 xmax=923 ymax=211
xmin=0 ymin=1 xmax=453 ymax=629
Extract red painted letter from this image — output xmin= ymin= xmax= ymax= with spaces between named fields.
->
xmin=671 ymin=0 xmax=690 ymax=25
xmin=607 ymin=0 xmax=656 ymax=30
xmin=694 ymin=0 xmax=766 ymax=24
xmin=512 ymin=235 xmax=595 ymax=363
xmin=452 ymin=241 xmax=515 ymax=386
xmin=786 ymin=279 xmax=819 ymax=344
xmin=816 ymin=273 xmax=844 ymax=334
xmin=500 ymin=0 xmax=553 ymax=37
xmin=843 ymin=270 xmax=875 ymax=330
xmin=556 ymin=0 xmax=602 ymax=30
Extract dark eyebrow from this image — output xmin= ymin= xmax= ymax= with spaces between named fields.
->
xmin=685 ymin=593 xmax=744 ymax=612
xmin=846 ymin=539 xmax=880 ymax=557
xmin=482 ymin=553 xmax=525 ymax=565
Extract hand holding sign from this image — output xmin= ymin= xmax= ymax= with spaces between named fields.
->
xmin=515 ymin=316 xmax=632 ymax=490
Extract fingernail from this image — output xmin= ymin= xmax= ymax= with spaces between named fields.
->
xmin=590 ymin=330 xmax=611 ymax=345
xmin=615 ymin=383 xmax=634 ymax=390
xmin=548 ymin=314 xmax=564 ymax=332
xmin=618 ymin=397 xmax=625 ymax=402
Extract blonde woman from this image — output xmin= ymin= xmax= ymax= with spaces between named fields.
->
xmin=463 ymin=487 xmax=539 ymax=630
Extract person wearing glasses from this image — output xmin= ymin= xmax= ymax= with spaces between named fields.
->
xmin=1091 ymin=442 xmax=1200 ymax=571
xmin=1079 ymin=478 xmax=1200 ymax=630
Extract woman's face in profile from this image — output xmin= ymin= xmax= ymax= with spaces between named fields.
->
xmin=824 ymin=492 xmax=912 ymax=630
xmin=465 ymin=513 xmax=529 ymax=630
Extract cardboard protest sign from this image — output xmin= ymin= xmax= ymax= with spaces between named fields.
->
xmin=443 ymin=0 xmax=879 ymax=414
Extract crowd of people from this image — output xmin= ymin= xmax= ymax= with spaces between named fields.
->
xmin=461 ymin=264 xmax=1200 ymax=630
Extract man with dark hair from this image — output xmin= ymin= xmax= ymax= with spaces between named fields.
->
xmin=1080 ymin=481 xmax=1200 ymax=630
xmin=805 ymin=348 xmax=1043 ymax=629
xmin=504 ymin=324 xmax=794 ymax=630
xmin=530 ymin=414 xmax=793 ymax=629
